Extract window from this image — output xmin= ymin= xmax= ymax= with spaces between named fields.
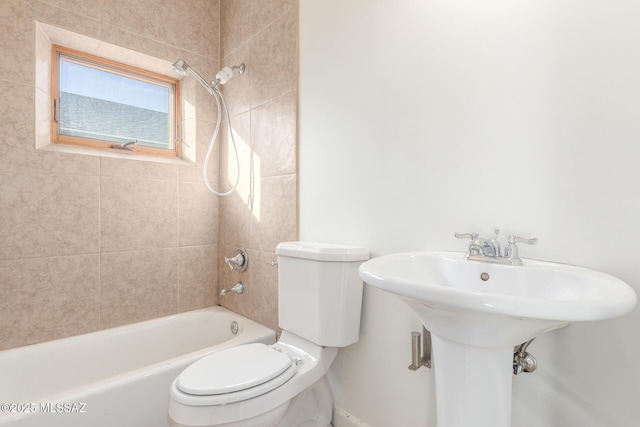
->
xmin=51 ymin=45 xmax=181 ymax=157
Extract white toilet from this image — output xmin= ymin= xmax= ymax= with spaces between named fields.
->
xmin=168 ymin=241 xmax=369 ymax=427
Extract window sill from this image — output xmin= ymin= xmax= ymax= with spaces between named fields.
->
xmin=38 ymin=143 xmax=195 ymax=166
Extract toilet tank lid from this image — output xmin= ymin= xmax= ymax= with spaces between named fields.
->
xmin=276 ymin=241 xmax=369 ymax=262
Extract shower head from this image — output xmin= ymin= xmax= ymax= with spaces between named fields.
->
xmin=214 ymin=64 xmax=245 ymax=87
xmin=171 ymin=59 xmax=216 ymax=95
xmin=171 ymin=59 xmax=189 ymax=76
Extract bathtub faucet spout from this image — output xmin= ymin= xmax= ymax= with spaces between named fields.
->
xmin=220 ymin=282 xmax=245 ymax=296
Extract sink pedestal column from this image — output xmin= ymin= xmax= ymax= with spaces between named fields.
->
xmin=431 ymin=334 xmax=513 ymax=427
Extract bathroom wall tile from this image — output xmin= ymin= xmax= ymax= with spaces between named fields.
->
xmin=251 ymin=0 xmax=298 ymax=35
xmin=100 ymin=156 xmax=179 ymax=182
xmin=0 ymin=140 xmax=37 ymax=175
xmin=30 ymin=0 xmax=100 ymax=39
xmin=220 ymin=43 xmax=251 ymax=117
xmin=0 ymin=0 xmax=33 ymax=30
xmin=157 ymin=0 xmax=219 ymax=60
xmin=0 ymin=24 xmax=33 ymax=85
xmin=100 ymin=0 xmax=219 ymax=60
xmin=251 ymin=174 xmax=297 ymax=252
xmin=179 ymin=245 xmax=218 ymax=311
xmin=0 ymin=81 xmax=34 ymax=144
xmin=39 ymin=0 xmax=101 ymax=21
xmin=0 ymin=172 xmax=99 ymax=260
xmin=98 ymin=0 xmax=166 ymax=46
xmin=98 ymin=23 xmax=170 ymax=62
xmin=181 ymin=118 xmax=198 ymax=165
xmin=218 ymin=244 xmax=252 ymax=318
xmin=1 ymin=139 xmax=101 ymax=177
xmin=100 ymin=248 xmax=178 ymax=329
xmin=251 ymin=91 xmax=297 ymax=177
xmin=219 ymin=182 xmax=252 ymax=248
xmin=179 ymin=181 xmax=218 ymax=247
xmin=249 ymin=249 xmax=280 ymax=332
xmin=35 ymin=150 xmax=100 ymax=176
xmin=220 ymin=0 xmax=251 ymax=59
xmin=219 ymin=110 xmax=252 ymax=183
xmin=100 ymin=178 xmax=178 ymax=252
xmin=250 ymin=5 xmax=298 ymax=107
xmin=0 ymin=254 xmax=100 ymax=350
xmin=178 ymin=118 xmax=219 ymax=184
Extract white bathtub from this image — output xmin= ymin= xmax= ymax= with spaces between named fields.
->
xmin=0 ymin=306 xmax=276 ymax=427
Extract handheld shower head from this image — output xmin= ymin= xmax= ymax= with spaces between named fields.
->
xmin=171 ymin=59 xmax=246 ymax=197
xmin=171 ymin=59 xmax=189 ymax=76
xmin=171 ymin=59 xmax=216 ymax=95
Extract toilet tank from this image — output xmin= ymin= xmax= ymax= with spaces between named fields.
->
xmin=276 ymin=242 xmax=370 ymax=347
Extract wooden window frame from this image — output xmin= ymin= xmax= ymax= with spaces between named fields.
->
xmin=51 ymin=45 xmax=181 ymax=158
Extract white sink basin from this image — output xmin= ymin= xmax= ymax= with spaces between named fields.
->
xmin=359 ymin=251 xmax=637 ymax=427
xmin=360 ymin=251 xmax=636 ymax=327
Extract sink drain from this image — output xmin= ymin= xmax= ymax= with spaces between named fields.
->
xmin=480 ymin=272 xmax=490 ymax=281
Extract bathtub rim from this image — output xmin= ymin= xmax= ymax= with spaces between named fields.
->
xmin=0 ymin=305 xmax=276 ymax=421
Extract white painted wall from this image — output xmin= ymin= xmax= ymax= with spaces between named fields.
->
xmin=299 ymin=1 xmax=640 ymax=426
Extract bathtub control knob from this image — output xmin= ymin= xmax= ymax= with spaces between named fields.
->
xmin=224 ymin=248 xmax=248 ymax=272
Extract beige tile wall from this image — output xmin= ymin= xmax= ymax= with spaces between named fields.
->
xmin=0 ymin=0 xmax=297 ymax=350
xmin=0 ymin=0 xmax=221 ymax=350
xmin=217 ymin=0 xmax=298 ymax=331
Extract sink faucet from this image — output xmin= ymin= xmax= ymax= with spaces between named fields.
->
xmin=467 ymin=228 xmax=502 ymax=257
xmin=455 ymin=228 xmax=537 ymax=266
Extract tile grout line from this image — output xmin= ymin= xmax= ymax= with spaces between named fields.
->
xmin=176 ymin=178 xmax=181 ymax=313
xmin=98 ymin=156 xmax=102 ymax=330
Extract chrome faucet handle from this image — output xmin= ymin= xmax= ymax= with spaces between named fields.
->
xmin=224 ymin=247 xmax=248 ymax=272
xmin=504 ymin=235 xmax=538 ymax=260
xmin=507 ymin=235 xmax=538 ymax=246
xmin=454 ymin=232 xmax=479 ymax=240
xmin=456 ymin=232 xmax=483 ymax=256
xmin=224 ymin=254 xmax=244 ymax=269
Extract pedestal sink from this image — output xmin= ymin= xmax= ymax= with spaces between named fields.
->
xmin=359 ymin=251 xmax=637 ymax=427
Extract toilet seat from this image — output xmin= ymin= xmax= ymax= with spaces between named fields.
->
xmin=174 ymin=343 xmax=297 ymax=406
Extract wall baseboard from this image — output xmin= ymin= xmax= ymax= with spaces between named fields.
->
xmin=333 ymin=406 xmax=373 ymax=427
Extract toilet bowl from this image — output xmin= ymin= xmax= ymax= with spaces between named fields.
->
xmin=168 ymin=242 xmax=369 ymax=427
